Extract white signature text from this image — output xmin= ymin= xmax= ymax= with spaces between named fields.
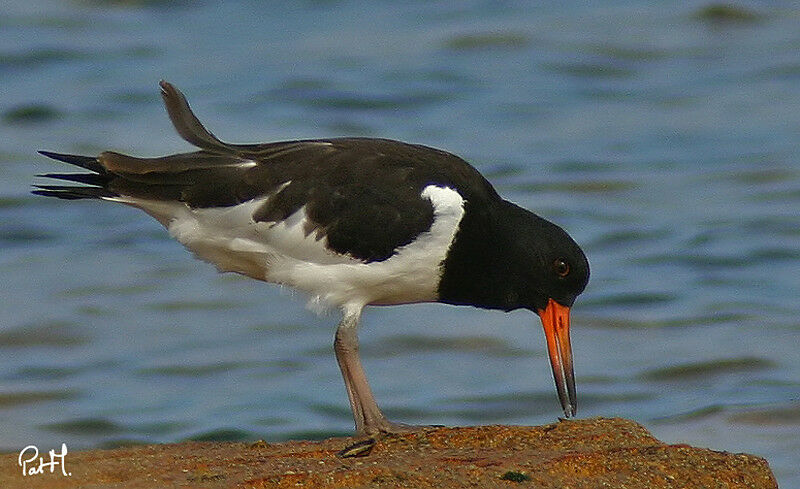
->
xmin=18 ymin=443 xmax=71 ymax=477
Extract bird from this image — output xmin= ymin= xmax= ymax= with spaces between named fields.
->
xmin=34 ymin=80 xmax=590 ymax=436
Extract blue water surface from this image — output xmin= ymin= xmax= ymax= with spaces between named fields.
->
xmin=1 ymin=0 xmax=799 ymax=486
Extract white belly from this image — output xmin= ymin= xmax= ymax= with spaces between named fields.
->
xmin=109 ymin=185 xmax=465 ymax=309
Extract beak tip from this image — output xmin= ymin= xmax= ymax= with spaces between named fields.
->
xmin=538 ymin=299 xmax=577 ymax=422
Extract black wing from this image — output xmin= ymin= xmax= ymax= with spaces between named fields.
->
xmin=36 ymin=81 xmax=499 ymax=262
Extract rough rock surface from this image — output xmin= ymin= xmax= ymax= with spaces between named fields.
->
xmin=0 ymin=417 xmax=777 ymax=488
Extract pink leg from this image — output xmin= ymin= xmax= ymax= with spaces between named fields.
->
xmin=334 ymin=307 xmax=418 ymax=435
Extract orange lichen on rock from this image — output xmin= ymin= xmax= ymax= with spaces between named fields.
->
xmin=0 ymin=417 xmax=777 ymax=489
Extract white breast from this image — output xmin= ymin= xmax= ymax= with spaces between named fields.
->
xmin=268 ymin=185 xmax=465 ymax=309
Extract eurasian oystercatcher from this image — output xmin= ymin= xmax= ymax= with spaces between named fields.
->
xmin=34 ymin=81 xmax=589 ymax=435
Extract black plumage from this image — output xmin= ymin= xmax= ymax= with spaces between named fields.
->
xmin=35 ymin=82 xmax=502 ymax=262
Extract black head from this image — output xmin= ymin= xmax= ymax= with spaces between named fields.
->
xmin=437 ymin=199 xmax=589 ymax=418
xmin=439 ymin=199 xmax=588 ymax=312
xmin=507 ymin=204 xmax=590 ymax=312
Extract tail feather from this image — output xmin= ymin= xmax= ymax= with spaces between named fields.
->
xmin=37 ymin=151 xmax=105 ymax=173
xmin=35 ymin=151 xmax=114 ymax=200
xmin=158 ymin=80 xmax=231 ymax=153
xmin=32 ymin=185 xmax=115 ymax=200
xmin=37 ymin=172 xmax=107 ymax=186
xmin=34 ymin=81 xmax=262 ymax=205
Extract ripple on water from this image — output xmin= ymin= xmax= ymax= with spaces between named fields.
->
xmin=308 ymin=402 xmax=355 ymax=420
xmin=717 ymin=167 xmax=798 ymax=185
xmin=108 ymin=88 xmax=162 ymax=105
xmin=0 ymin=225 xmax=57 ymax=246
xmin=247 ymin=360 xmax=310 ymax=378
xmin=58 ymin=283 xmax=153 ymax=298
xmin=128 ymin=420 xmax=195 ymax=435
xmin=0 ymin=389 xmax=81 ymax=408
xmin=80 ymin=0 xmax=186 ymax=6
xmin=0 ymin=45 xmax=158 ymax=72
xmin=381 ymin=68 xmax=477 ymax=85
xmin=442 ymin=31 xmax=530 ymax=51
xmin=549 ymin=159 xmax=619 ymax=173
xmin=281 ymin=88 xmax=452 ymax=112
xmin=541 ymin=61 xmax=636 ymax=80
xmin=98 ymin=438 xmax=151 ymax=449
xmin=576 ymin=311 xmax=750 ymax=329
xmin=754 ymin=63 xmax=800 ymax=81
xmin=98 ymin=228 xmax=172 ymax=247
xmin=655 ymin=401 xmax=800 ymax=427
xmin=444 ymin=390 xmax=654 ymax=422
xmin=508 ymin=179 xmax=638 ymax=194
xmin=587 ymin=227 xmax=670 ymax=250
xmin=42 ymin=417 xmax=123 ymax=436
xmin=268 ymin=75 xmax=455 ymax=113
xmin=136 ymin=361 xmax=261 ymax=378
xmin=741 ymin=216 xmax=800 ymax=237
xmin=273 ymin=429 xmax=352 ymax=442
xmin=0 ymin=48 xmax=89 ymax=69
xmin=580 ymin=292 xmax=677 ymax=309
xmin=3 ymin=104 xmax=62 ymax=124
xmin=6 ymin=365 xmax=84 ymax=381
xmin=0 ymin=196 xmax=31 ymax=208
xmin=147 ymin=299 xmax=246 ymax=312
xmin=693 ymin=4 xmax=762 ymax=23
xmin=0 ymin=13 xmax=90 ymax=30
xmin=635 ymin=248 xmax=800 ymax=269
xmin=751 ymin=187 xmax=800 ymax=204
xmin=249 ymin=322 xmax=313 ymax=334
xmin=362 ymin=334 xmax=533 ymax=359
xmin=651 ymin=404 xmax=728 ymax=423
xmin=584 ymin=44 xmax=670 ymax=62
xmin=441 ymin=391 xmax=568 ymax=421
xmin=308 ymin=401 xmax=452 ymax=425
xmin=641 ymin=356 xmax=776 ymax=381
xmin=727 ymin=402 xmax=800 ymax=426
xmin=0 ymin=321 xmax=89 ymax=347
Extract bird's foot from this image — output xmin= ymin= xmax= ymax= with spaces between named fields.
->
xmin=339 ymin=421 xmax=443 ymax=458
xmin=337 ymin=438 xmax=376 ymax=458
xmin=360 ymin=419 xmax=442 ymax=437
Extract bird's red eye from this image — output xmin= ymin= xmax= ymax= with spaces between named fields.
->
xmin=554 ymin=259 xmax=570 ymax=277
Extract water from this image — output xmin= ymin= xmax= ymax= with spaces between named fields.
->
xmin=2 ymin=0 xmax=799 ymax=485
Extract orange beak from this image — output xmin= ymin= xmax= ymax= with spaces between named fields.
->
xmin=537 ymin=298 xmax=576 ymax=417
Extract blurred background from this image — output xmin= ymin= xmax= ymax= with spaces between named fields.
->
xmin=1 ymin=0 xmax=798 ymax=485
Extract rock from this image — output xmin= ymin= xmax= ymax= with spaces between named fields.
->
xmin=0 ymin=417 xmax=777 ymax=488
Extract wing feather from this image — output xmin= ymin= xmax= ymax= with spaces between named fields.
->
xmin=158 ymin=80 xmax=231 ymax=153
xmin=36 ymin=81 xmax=500 ymax=262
